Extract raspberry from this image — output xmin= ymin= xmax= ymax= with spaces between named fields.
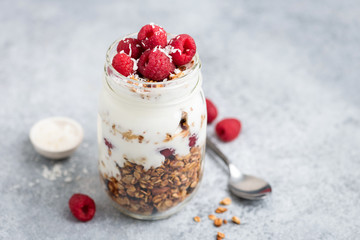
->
xmin=112 ymin=52 xmax=134 ymax=77
xmin=206 ymin=98 xmax=218 ymax=124
xmin=160 ymin=148 xmax=175 ymax=158
xmin=215 ymin=118 xmax=242 ymax=142
xmin=138 ymin=24 xmax=167 ymax=50
xmin=169 ymin=34 xmax=196 ymax=66
xmin=189 ymin=134 xmax=197 ymax=147
xmin=104 ymin=138 xmax=113 ymax=149
xmin=117 ymin=38 xmax=143 ymax=59
xmin=137 ymin=49 xmax=175 ymax=81
xmin=68 ymin=193 xmax=96 ymax=222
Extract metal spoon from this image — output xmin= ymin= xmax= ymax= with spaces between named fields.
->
xmin=206 ymin=137 xmax=272 ymax=200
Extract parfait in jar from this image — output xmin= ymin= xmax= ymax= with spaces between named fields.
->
xmin=98 ymin=23 xmax=206 ymax=220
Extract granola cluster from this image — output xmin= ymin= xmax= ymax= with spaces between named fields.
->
xmin=193 ymin=197 xmax=242 ymax=239
xmin=101 ymin=146 xmax=203 ymax=215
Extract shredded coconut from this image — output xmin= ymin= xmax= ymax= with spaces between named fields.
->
xmin=152 ymin=45 xmax=177 ymax=62
xmin=128 ymin=43 xmax=132 ymax=57
xmin=42 ymin=164 xmax=63 ymax=181
xmin=64 ymin=177 xmax=72 ymax=182
xmin=40 ymin=162 xmax=86 ymax=182
xmin=10 ymin=184 xmax=20 ymax=191
xmin=131 ymin=58 xmax=138 ymax=71
xmin=32 ymin=120 xmax=80 ymax=151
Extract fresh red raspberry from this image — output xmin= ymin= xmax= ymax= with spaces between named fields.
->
xmin=117 ymin=38 xmax=143 ymax=59
xmin=137 ymin=49 xmax=175 ymax=81
xmin=112 ymin=52 xmax=134 ymax=76
xmin=138 ymin=24 xmax=167 ymax=50
xmin=68 ymin=193 xmax=96 ymax=222
xmin=169 ymin=34 xmax=196 ymax=66
xmin=206 ymin=98 xmax=218 ymax=124
xmin=215 ymin=118 xmax=242 ymax=142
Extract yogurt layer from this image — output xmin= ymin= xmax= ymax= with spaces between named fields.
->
xmin=98 ymin=74 xmax=206 ymax=176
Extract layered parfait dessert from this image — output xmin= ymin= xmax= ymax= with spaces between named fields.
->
xmin=98 ymin=23 xmax=206 ymax=219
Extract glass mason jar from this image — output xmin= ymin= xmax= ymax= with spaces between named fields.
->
xmin=98 ymin=34 xmax=207 ymax=220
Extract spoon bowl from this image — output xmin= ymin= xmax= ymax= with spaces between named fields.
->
xmin=229 ymin=173 xmax=272 ymax=200
xmin=206 ymin=137 xmax=272 ymax=200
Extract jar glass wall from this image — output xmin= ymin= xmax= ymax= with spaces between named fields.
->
xmin=98 ymin=35 xmax=207 ymax=220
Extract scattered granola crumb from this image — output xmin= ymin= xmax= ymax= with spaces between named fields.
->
xmin=208 ymin=214 xmax=216 ymax=220
xmin=214 ymin=218 xmax=222 ymax=227
xmin=215 ymin=207 xmax=228 ymax=213
xmin=232 ymin=216 xmax=241 ymax=225
xmin=217 ymin=232 xmax=225 ymax=239
xmin=223 ymin=219 xmax=228 ymax=224
xmin=179 ymin=65 xmax=186 ymax=71
xmin=220 ymin=197 xmax=232 ymax=205
xmin=194 ymin=216 xmax=201 ymax=222
xmin=10 ymin=184 xmax=21 ymax=191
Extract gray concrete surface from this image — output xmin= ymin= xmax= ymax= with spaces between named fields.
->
xmin=1 ymin=0 xmax=360 ymax=239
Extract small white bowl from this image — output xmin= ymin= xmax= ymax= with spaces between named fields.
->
xmin=30 ymin=117 xmax=84 ymax=160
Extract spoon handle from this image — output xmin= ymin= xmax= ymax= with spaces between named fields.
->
xmin=206 ymin=137 xmax=244 ymax=179
xmin=206 ymin=137 xmax=231 ymax=166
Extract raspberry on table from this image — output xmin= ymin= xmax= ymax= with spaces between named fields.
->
xmin=215 ymin=118 xmax=242 ymax=142
xmin=137 ymin=49 xmax=175 ymax=81
xmin=112 ymin=52 xmax=134 ymax=77
xmin=138 ymin=24 xmax=167 ymax=50
xmin=68 ymin=193 xmax=96 ymax=222
xmin=117 ymin=38 xmax=143 ymax=59
xmin=169 ymin=34 xmax=197 ymax=66
xmin=206 ymin=98 xmax=218 ymax=124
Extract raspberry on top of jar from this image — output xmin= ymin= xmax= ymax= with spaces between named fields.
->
xmin=111 ymin=23 xmax=197 ymax=82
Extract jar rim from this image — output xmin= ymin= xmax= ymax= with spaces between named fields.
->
xmin=105 ymin=33 xmax=201 ymax=89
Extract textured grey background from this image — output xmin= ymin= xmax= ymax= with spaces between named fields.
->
xmin=1 ymin=0 xmax=360 ymax=239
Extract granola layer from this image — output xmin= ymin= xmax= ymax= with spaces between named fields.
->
xmin=101 ymin=146 xmax=203 ymax=215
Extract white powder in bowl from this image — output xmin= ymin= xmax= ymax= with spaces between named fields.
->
xmin=31 ymin=117 xmax=83 ymax=152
